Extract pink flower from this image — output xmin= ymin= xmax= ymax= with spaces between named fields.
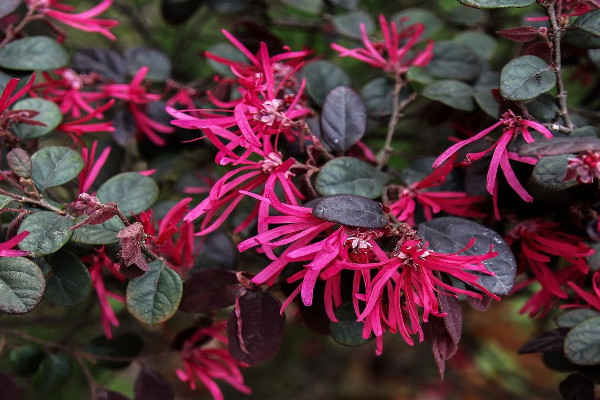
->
xmin=0 ymin=74 xmax=36 ymax=115
xmin=28 ymin=0 xmax=118 ymax=40
xmin=176 ymin=321 xmax=251 ymax=400
xmin=567 ymin=271 xmax=600 ymax=311
xmin=564 ymin=150 xmax=600 ymax=184
xmin=0 ymin=231 xmax=30 ymax=257
xmin=331 ymin=15 xmax=433 ymax=74
xmin=78 ymin=140 xmax=111 ymax=194
xmin=432 ymin=110 xmax=553 ymax=218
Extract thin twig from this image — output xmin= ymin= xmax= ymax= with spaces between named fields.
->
xmin=75 ymin=353 xmax=98 ymax=400
xmin=0 ymin=7 xmax=41 ymax=50
xmin=0 ymin=187 xmax=67 ymax=215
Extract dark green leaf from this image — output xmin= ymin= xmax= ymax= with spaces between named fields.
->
xmin=31 ymin=146 xmax=84 ymax=191
xmin=161 ymin=0 xmax=205 ymax=25
xmin=500 ymin=55 xmax=556 ymax=101
xmin=454 ymin=31 xmax=497 ymax=60
xmin=565 ymin=317 xmax=600 ymax=366
xmin=86 ymin=334 xmax=143 ymax=370
xmin=0 ymin=371 xmax=21 ymax=400
xmin=206 ymin=42 xmax=248 ymax=77
xmin=543 ymin=351 xmax=576 ymax=372
xmin=330 ymin=302 xmax=372 ymax=346
xmin=457 ymin=0 xmax=535 ymax=8
xmin=0 ymin=257 xmax=44 ymax=315
xmin=111 ymin=104 xmax=136 ymax=146
xmin=0 ymin=0 xmax=20 ymax=19
xmin=332 ymin=11 xmax=374 ymax=39
xmin=425 ymin=41 xmax=482 ymax=81
xmin=134 ymin=368 xmax=174 ymax=400
xmin=447 ymin=5 xmax=487 ymax=26
xmin=96 ymin=172 xmax=159 ymax=215
xmin=417 ymin=217 xmax=517 ymax=296
xmin=32 ymin=354 xmax=71 ymax=392
xmin=312 ymin=194 xmax=388 ymax=229
xmin=330 ymin=0 xmax=359 ymax=10
xmin=280 ymin=0 xmax=323 ymax=14
xmin=557 ymin=309 xmax=600 ymax=329
xmin=315 ymin=157 xmax=390 ymax=198
xmin=0 ymin=195 xmax=13 ymax=210
xmin=361 ymin=77 xmax=395 ymax=117
xmin=406 ymin=66 xmax=434 ymax=85
xmin=574 ymin=10 xmax=600 ymax=38
xmin=474 ymin=88 xmax=499 ymax=117
xmin=302 ymin=60 xmax=350 ymax=105
xmin=124 ymin=47 xmax=171 ymax=82
xmin=6 ymin=148 xmax=31 ymax=178
xmin=527 ymin=93 xmax=558 ymax=121
xmin=423 ymin=80 xmax=475 ymax=111
xmin=530 ymin=155 xmax=578 ymax=191
xmin=10 ymin=344 xmax=45 ymax=377
xmin=71 ymin=216 xmax=125 ymax=245
xmin=0 ymin=37 xmax=68 ymax=71
xmin=392 ymin=8 xmax=443 ymax=38
xmin=321 ymin=86 xmax=366 ymax=153
xmin=44 ymin=251 xmax=91 ymax=306
xmin=571 ymin=126 xmax=599 ymax=138
xmin=18 ymin=212 xmax=73 ymax=257
xmin=11 ymin=98 xmax=62 ymax=140
xmin=126 ymin=260 xmax=182 ymax=325
xmin=565 ymin=29 xmax=600 ymax=49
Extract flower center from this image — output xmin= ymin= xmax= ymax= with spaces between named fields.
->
xmin=567 ymin=151 xmax=600 ymax=184
xmin=259 ymin=152 xmax=283 ymax=173
xmin=253 ymin=99 xmax=289 ymax=127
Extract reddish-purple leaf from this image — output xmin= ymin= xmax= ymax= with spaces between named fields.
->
xmin=559 ymin=374 xmax=594 ymax=400
xmin=523 ymin=41 xmax=552 ymax=63
xmin=467 ymin=293 xmax=493 ymax=311
xmin=179 ymin=269 xmax=245 ymax=313
xmin=134 ymin=368 xmax=174 ymax=400
xmin=518 ymin=328 xmax=570 ymax=354
xmin=7 ymin=148 xmax=32 ymax=178
xmin=423 ymin=316 xmax=458 ymax=379
xmin=519 ymin=137 xmax=600 ymax=157
xmin=439 ymin=292 xmax=462 ymax=344
xmin=0 ymin=371 xmax=21 ymax=400
xmin=227 ymin=291 xmax=285 ymax=365
xmin=496 ymin=26 xmax=541 ymax=42
xmin=97 ymin=390 xmax=131 ymax=400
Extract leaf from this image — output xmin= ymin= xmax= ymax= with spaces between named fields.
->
xmin=280 ymin=0 xmax=323 ymax=14
xmin=227 ymin=291 xmax=285 ymax=364
xmin=565 ymin=317 xmax=600 ymax=366
xmin=329 ymin=302 xmax=372 ymax=347
xmin=519 ymin=137 xmax=600 ymax=157
xmin=320 ymin=86 xmax=366 ymax=153
xmin=18 ymin=212 xmax=73 ymax=257
xmin=574 ymin=10 xmax=600 ymax=38
xmin=315 ymin=157 xmax=390 ymax=198
xmin=6 ymin=148 xmax=31 ymax=178
xmin=565 ymin=28 xmax=600 ymax=49
xmin=527 ymin=93 xmax=558 ymax=122
xmin=126 ymin=259 xmax=182 ymax=325
xmin=423 ymin=80 xmax=475 ymax=111
xmin=457 ymin=0 xmax=535 ymax=8
xmin=312 ymin=194 xmax=388 ymax=229
xmin=559 ymin=374 xmax=595 ymax=400
xmin=31 ymin=146 xmax=84 ymax=191
xmin=518 ymin=328 xmax=569 ymax=354
xmin=392 ymin=8 xmax=443 ymax=38
xmin=302 ymin=60 xmax=350 ymax=105
xmin=330 ymin=0 xmax=359 ymax=10
xmin=71 ymin=215 xmax=125 ymax=245
xmin=425 ymin=41 xmax=482 ymax=81
xmin=543 ymin=351 xmax=576 ymax=372
xmin=530 ymin=155 xmax=578 ymax=191
xmin=361 ymin=77 xmax=396 ymax=118
xmin=97 ymin=390 xmax=131 ymax=400
xmin=0 ymin=371 xmax=22 ymax=400
xmin=111 ymin=104 xmax=136 ymax=146
xmin=124 ymin=47 xmax=171 ymax=82
xmin=86 ymin=334 xmax=143 ymax=370
xmin=500 ymin=55 xmax=556 ymax=101
xmin=0 ymin=0 xmax=20 ymax=19
xmin=557 ymin=309 xmax=600 ymax=329
xmin=11 ymin=98 xmax=63 ymax=140
xmin=496 ymin=26 xmax=541 ymax=42
xmin=180 ymin=269 xmax=244 ymax=313
xmin=96 ymin=172 xmax=159 ymax=215
xmin=207 ymin=0 xmax=247 ymax=13
xmin=206 ymin=42 xmax=248 ymax=77
xmin=134 ymin=368 xmax=174 ymax=400
xmin=32 ymin=354 xmax=71 ymax=392
xmin=72 ymin=48 xmax=127 ymax=83
xmin=417 ymin=217 xmax=517 ymax=296
xmin=0 ymin=37 xmax=68 ymax=71
xmin=195 ymin=230 xmax=238 ymax=270
xmin=161 ymin=0 xmax=205 ymax=25
xmin=0 ymin=194 xmax=14 ymax=210
xmin=474 ymin=87 xmax=500 ymax=118
xmin=454 ymin=31 xmax=497 ymax=60
xmin=332 ymin=11 xmax=374 ymax=39
xmin=44 ymin=250 xmax=91 ymax=306
xmin=10 ymin=344 xmax=45 ymax=377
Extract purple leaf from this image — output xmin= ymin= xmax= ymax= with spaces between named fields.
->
xmin=134 ymin=368 xmax=174 ymax=400
xmin=519 ymin=137 xmax=600 ymax=157
xmin=496 ymin=26 xmax=541 ymax=42
xmin=466 ymin=293 xmax=493 ymax=311
xmin=97 ymin=390 xmax=131 ymax=400
xmin=312 ymin=194 xmax=388 ymax=229
xmin=227 ymin=291 xmax=285 ymax=365
xmin=320 ymin=86 xmax=367 ymax=153
xmin=518 ymin=328 xmax=570 ymax=354
xmin=559 ymin=374 xmax=594 ymax=400
xmin=0 ymin=371 xmax=21 ymax=400
xmin=179 ymin=269 xmax=245 ymax=313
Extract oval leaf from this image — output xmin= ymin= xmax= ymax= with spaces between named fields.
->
xmin=134 ymin=368 xmax=174 ymax=400
xmin=425 ymin=41 xmax=482 ymax=81
xmin=18 ymin=212 xmax=73 ymax=257
xmin=96 ymin=172 xmax=159 ymax=215
xmin=557 ymin=309 xmax=600 ymax=329
xmin=180 ymin=269 xmax=244 ymax=313
xmin=10 ymin=344 xmax=46 ymax=377
xmin=530 ymin=154 xmax=578 ymax=191
xmin=11 ymin=98 xmax=63 ymax=140
xmin=312 ymin=194 xmax=388 ymax=229
xmin=574 ymin=10 xmax=600 ymax=38
xmin=302 ymin=60 xmax=350 ymax=105
xmin=126 ymin=260 xmax=182 ymax=325
xmin=321 ymin=86 xmax=366 ymax=153
xmin=330 ymin=302 xmax=372 ymax=347
xmin=315 ymin=157 xmax=390 ymax=198
xmin=565 ymin=317 xmax=600 ymax=366
xmin=227 ymin=291 xmax=285 ymax=364
xmin=454 ymin=31 xmax=497 ymax=60
xmin=519 ymin=137 xmax=600 ymax=157
xmin=0 ymin=0 xmax=20 ymax=19
xmin=423 ymin=80 xmax=475 ymax=111
xmin=333 ymin=11 xmax=375 ymax=39
xmin=206 ymin=42 xmax=248 ymax=77
xmin=361 ymin=77 xmax=395 ymax=118
xmin=6 ymin=148 xmax=32 ymax=178
xmin=0 ymin=37 xmax=68 ymax=71
xmin=72 ymin=48 xmax=127 ymax=83
xmin=393 ymin=8 xmax=443 ymax=38
xmin=518 ymin=328 xmax=569 ymax=354
xmin=161 ymin=0 xmax=204 ymax=25
xmin=500 ymin=55 xmax=556 ymax=101
xmin=31 ymin=146 xmax=84 ymax=191
xmin=457 ymin=0 xmax=535 ymax=8
xmin=0 ymin=257 xmax=45 ymax=315
xmin=71 ymin=216 xmax=125 ymax=245
xmin=417 ymin=217 xmax=517 ymax=296
xmin=32 ymin=354 xmax=71 ymax=392
xmin=44 ymin=251 xmax=91 ymax=306
xmin=124 ymin=47 xmax=171 ymax=82
xmin=86 ymin=334 xmax=143 ymax=370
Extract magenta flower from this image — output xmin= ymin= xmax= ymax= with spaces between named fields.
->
xmin=56 ymin=100 xmax=115 ymax=143
xmin=0 ymin=74 xmax=36 ymax=115
xmin=78 ymin=140 xmax=111 ymax=194
xmin=0 ymin=231 xmax=30 ymax=257
xmin=331 ymin=14 xmax=433 ymax=74
xmin=564 ymin=150 xmax=600 ymax=184
xmin=567 ymin=271 xmax=600 ymax=311
xmin=387 ymin=157 xmax=485 ymax=226
xmin=432 ymin=110 xmax=553 ymax=217
xmin=27 ymin=0 xmax=118 ymax=40
xmin=176 ymin=322 xmax=251 ymax=400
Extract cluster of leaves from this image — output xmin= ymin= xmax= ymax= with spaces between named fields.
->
xmin=0 ymin=0 xmax=600 ymax=399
